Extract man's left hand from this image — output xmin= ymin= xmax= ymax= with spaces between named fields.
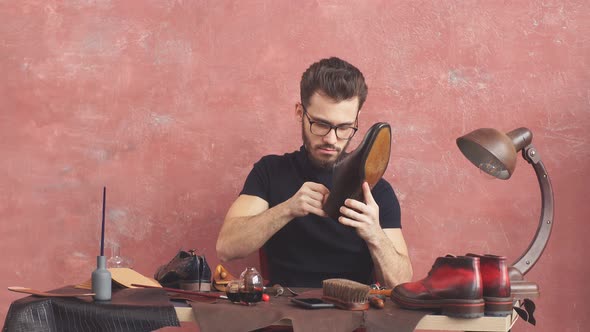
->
xmin=338 ymin=182 xmax=382 ymax=243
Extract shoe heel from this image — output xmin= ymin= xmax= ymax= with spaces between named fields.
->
xmin=441 ymin=301 xmax=485 ymax=318
xmin=484 ymin=297 xmax=513 ymax=316
xmin=199 ymin=282 xmax=211 ymax=292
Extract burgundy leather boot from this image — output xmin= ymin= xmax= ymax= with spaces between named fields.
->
xmin=466 ymin=253 xmax=513 ymax=316
xmin=391 ymin=255 xmax=484 ymax=318
xmin=324 ymin=122 xmax=391 ymax=220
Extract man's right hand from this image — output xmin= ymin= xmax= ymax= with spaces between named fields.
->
xmin=285 ymin=182 xmax=329 ymax=218
xmin=217 ymin=182 xmax=329 ymax=261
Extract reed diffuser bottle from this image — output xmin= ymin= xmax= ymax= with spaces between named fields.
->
xmin=92 ymin=187 xmax=112 ymax=301
xmin=92 ymin=255 xmax=112 ymax=301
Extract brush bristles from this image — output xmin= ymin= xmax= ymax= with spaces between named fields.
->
xmin=323 ymin=278 xmax=370 ymax=303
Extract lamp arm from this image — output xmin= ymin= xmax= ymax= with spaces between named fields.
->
xmin=509 ymin=144 xmax=554 ymax=280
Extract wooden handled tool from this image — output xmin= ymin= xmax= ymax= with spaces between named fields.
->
xmin=369 ymin=289 xmax=392 ymax=297
xmin=131 ymin=284 xmax=228 ymax=299
xmin=368 ymin=295 xmax=385 ymax=309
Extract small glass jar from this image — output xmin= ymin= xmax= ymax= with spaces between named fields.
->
xmin=239 ymin=267 xmax=263 ymax=304
xmin=225 ymin=279 xmax=242 ymax=303
xmin=106 ymin=243 xmax=133 ymax=268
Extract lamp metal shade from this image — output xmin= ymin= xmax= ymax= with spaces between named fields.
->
xmin=456 ymin=128 xmax=517 ymax=180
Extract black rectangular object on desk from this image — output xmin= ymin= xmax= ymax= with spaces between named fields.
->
xmin=290 ymin=297 xmax=335 ymax=309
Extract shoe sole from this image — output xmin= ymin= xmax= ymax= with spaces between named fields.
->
xmin=363 ymin=124 xmax=391 ymax=188
xmin=391 ymin=291 xmax=485 ymax=318
xmin=484 ymin=296 xmax=513 ymax=316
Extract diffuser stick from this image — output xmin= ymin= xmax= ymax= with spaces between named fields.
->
xmin=100 ymin=186 xmax=106 ymax=256
xmin=93 ymin=186 xmax=112 ymax=301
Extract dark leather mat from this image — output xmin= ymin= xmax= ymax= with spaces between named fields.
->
xmin=3 ymin=286 xmax=180 ymax=332
xmin=191 ymin=289 xmax=430 ymax=332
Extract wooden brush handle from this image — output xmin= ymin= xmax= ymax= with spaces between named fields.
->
xmin=321 ymin=295 xmax=369 ymax=311
xmin=369 ymin=289 xmax=392 ymax=296
xmin=368 ymin=295 xmax=385 ymax=309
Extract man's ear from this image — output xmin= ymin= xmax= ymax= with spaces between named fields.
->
xmin=295 ymin=103 xmax=303 ymax=122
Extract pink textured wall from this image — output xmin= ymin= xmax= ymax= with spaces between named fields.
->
xmin=1 ymin=1 xmax=588 ymax=331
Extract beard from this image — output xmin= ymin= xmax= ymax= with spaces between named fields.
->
xmin=302 ymin=125 xmax=351 ymax=170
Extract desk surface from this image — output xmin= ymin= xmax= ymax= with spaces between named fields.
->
xmin=176 ymin=307 xmax=515 ymax=331
xmin=175 ymin=299 xmax=517 ymax=332
xmin=4 ymin=286 xmax=517 ymax=332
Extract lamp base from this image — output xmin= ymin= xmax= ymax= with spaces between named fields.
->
xmin=509 ymin=266 xmax=539 ymax=299
xmin=511 ymin=280 xmax=539 ymax=300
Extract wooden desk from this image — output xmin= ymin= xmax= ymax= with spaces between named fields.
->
xmin=175 ymin=306 xmax=518 ymax=332
xmin=4 ymin=284 xmax=516 ymax=332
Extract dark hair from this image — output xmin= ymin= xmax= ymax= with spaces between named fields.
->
xmin=300 ymin=57 xmax=368 ymax=111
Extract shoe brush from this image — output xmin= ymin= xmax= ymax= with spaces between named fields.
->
xmin=322 ymin=278 xmax=371 ymax=310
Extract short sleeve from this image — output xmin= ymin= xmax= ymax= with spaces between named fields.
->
xmin=372 ymin=180 xmax=401 ymax=229
xmin=240 ymin=158 xmax=271 ymax=201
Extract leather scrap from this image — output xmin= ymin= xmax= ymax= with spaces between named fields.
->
xmin=8 ymin=286 xmax=95 ymax=298
xmin=191 ymin=289 xmax=428 ymax=332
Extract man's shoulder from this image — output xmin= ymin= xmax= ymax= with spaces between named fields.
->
xmin=374 ymin=177 xmax=393 ymax=189
xmin=373 ymin=178 xmax=397 ymax=199
xmin=255 ymin=149 xmax=301 ymax=166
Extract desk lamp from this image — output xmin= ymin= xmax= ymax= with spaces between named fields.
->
xmin=456 ymin=127 xmax=554 ymax=298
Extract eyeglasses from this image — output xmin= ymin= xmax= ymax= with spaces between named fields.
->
xmin=301 ymin=104 xmax=358 ymax=140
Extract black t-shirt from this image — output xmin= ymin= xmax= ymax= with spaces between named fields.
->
xmin=240 ymin=146 xmax=401 ymax=287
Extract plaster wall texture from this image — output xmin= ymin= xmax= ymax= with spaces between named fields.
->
xmin=1 ymin=1 xmax=588 ymax=331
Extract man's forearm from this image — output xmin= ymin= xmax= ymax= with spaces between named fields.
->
xmin=367 ymin=230 xmax=413 ymax=287
xmin=216 ymin=201 xmax=293 ymax=261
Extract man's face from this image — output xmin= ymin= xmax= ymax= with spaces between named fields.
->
xmin=299 ymin=92 xmax=359 ymax=169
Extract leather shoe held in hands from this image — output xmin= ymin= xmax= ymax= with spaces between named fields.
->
xmin=391 ymin=255 xmax=485 ymax=318
xmin=324 ymin=122 xmax=391 ymax=220
xmin=154 ymin=249 xmax=212 ymax=291
xmin=466 ymin=253 xmax=513 ymax=316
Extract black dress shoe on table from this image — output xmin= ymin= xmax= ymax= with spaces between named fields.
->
xmin=199 ymin=255 xmax=212 ymax=292
xmin=154 ymin=249 xmax=211 ymax=291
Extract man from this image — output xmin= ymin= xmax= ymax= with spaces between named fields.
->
xmin=216 ymin=57 xmax=412 ymax=288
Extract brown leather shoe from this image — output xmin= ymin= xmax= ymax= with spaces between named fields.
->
xmin=324 ymin=122 xmax=391 ymax=220
xmin=391 ymin=255 xmax=485 ymax=318
xmin=466 ymin=253 xmax=513 ymax=316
